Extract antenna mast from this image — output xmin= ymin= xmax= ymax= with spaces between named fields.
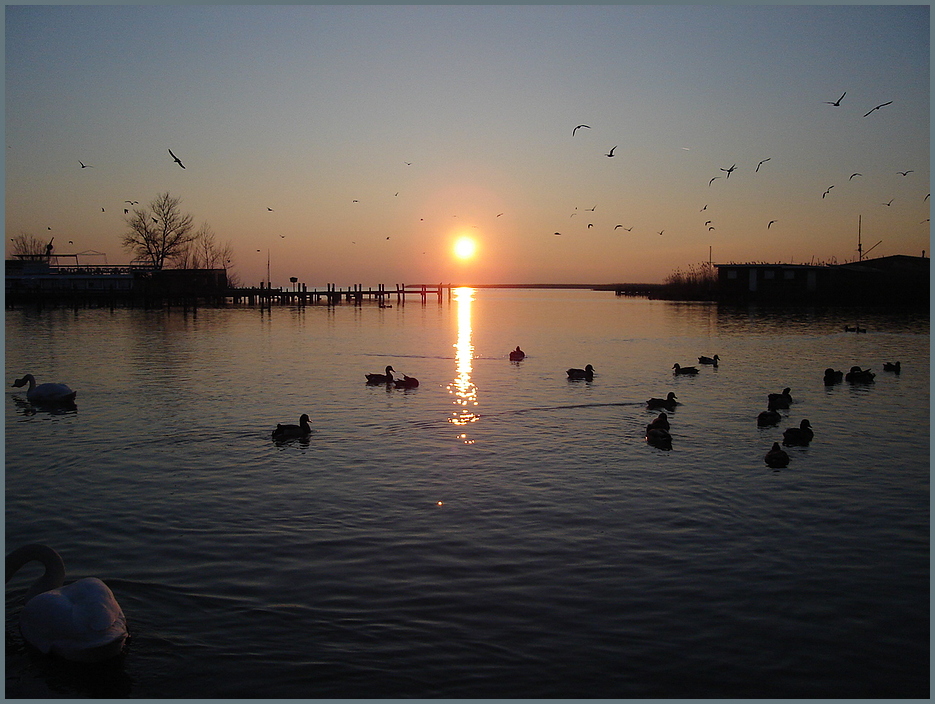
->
xmin=857 ymin=214 xmax=862 ymax=261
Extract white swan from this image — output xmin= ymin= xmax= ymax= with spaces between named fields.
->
xmin=11 ymin=374 xmax=77 ymax=405
xmin=6 ymin=544 xmax=128 ymax=662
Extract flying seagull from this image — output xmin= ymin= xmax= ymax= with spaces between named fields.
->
xmin=822 ymin=186 xmax=834 ymax=198
xmin=700 ymin=204 xmax=707 ymax=211
xmin=79 ymin=161 xmax=92 ymax=168
xmin=768 ymin=220 xmax=777 ymax=229
xmin=708 ymin=226 xmax=715 ymax=231
xmin=605 ymin=146 xmax=617 ymax=157
xmin=657 ymin=230 xmax=665 ymax=236
xmin=587 ymin=223 xmax=593 ymax=228
xmin=825 ymin=92 xmax=846 ymax=106
xmin=898 ymin=170 xmax=913 ymax=176
xmin=705 ymin=221 xmax=712 ymax=226
xmin=925 ymin=194 xmax=930 ymax=202
xmin=720 ymin=163 xmax=737 ymax=178
xmin=572 ymin=124 xmax=590 ymax=136
xmin=267 ymin=207 xmax=274 ymax=211
xmin=849 ymin=173 xmax=862 ymax=180
xmin=496 ymin=213 xmax=503 ymax=217
xmin=586 ymin=205 xmax=596 ymax=211
xmin=168 ymin=148 xmax=185 ymax=169
xmin=755 ymin=158 xmax=771 ymax=172
xmin=124 ymin=200 xmax=139 ymax=205
xmin=882 ymin=199 xmax=893 ymax=206
xmin=708 ymin=176 xmax=721 ymax=187
xmin=863 ymin=101 xmax=893 ymax=117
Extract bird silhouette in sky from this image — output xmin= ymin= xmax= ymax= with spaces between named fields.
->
xmin=883 ymin=199 xmax=894 ymax=206
xmin=705 ymin=221 xmax=712 ymax=226
xmin=925 ymin=194 xmax=930 ymax=201
xmin=720 ymin=164 xmax=737 ymax=178
xmin=554 ymin=232 xmax=562 ymax=236
xmin=496 ymin=213 xmax=503 ymax=217
xmin=825 ymin=92 xmax=846 ymax=106
xmin=756 ymin=158 xmax=771 ymax=172
xmin=587 ymin=223 xmax=593 ymax=228
xmin=768 ymin=220 xmax=777 ymax=229
xmin=572 ymin=124 xmax=590 ymax=136
xmin=79 ymin=161 xmax=92 ymax=168
xmin=168 ymin=148 xmax=185 ymax=168
xmin=849 ymin=173 xmax=862 ymax=180
xmin=404 ymin=162 xmax=412 ymax=166
xmin=605 ymin=146 xmax=616 ymax=157
xmin=700 ymin=204 xmax=707 ymax=211
xmin=125 ymin=200 xmax=139 ymax=205
xmin=822 ymin=186 xmax=834 ymax=198
xmin=101 ymin=207 xmax=105 ymax=212
xmin=267 ymin=207 xmax=274 ymax=211
xmin=657 ymin=230 xmax=665 ymax=236
xmin=586 ymin=205 xmax=596 ymax=211
xmin=708 ymin=226 xmax=715 ymax=231
xmin=614 ymin=224 xmax=623 ymax=230
xmin=898 ymin=170 xmax=913 ymax=176
xmin=124 ymin=209 xmax=129 ymax=214
xmin=863 ymin=101 xmax=893 ymax=117
xmin=709 ymin=177 xmax=720 ymax=187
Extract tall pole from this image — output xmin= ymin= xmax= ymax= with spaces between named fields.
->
xmin=857 ymin=214 xmax=862 ymax=261
xmin=267 ymin=248 xmax=271 ymax=287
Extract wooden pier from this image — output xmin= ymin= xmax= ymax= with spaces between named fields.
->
xmin=226 ymin=283 xmax=454 ymax=306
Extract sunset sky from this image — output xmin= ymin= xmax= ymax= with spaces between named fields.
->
xmin=5 ymin=5 xmax=930 ymax=287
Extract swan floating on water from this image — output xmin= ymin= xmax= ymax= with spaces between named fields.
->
xmin=566 ymin=364 xmax=595 ymax=380
xmin=764 ymin=442 xmax=790 ymax=468
xmin=11 ymin=374 xmax=76 ymax=405
xmin=272 ymin=413 xmax=311 ymax=440
xmin=509 ymin=346 xmax=526 ymax=361
xmin=672 ymin=363 xmax=698 ymax=375
xmin=5 ymin=544 xmax=127 ymax=662
xmin=782 ymin=419 xmax=814 ymax=446
xmin=366 ymin=366 xmax=395 ymax=384
xmin=647 ymin=392 xmax=678 ymax=411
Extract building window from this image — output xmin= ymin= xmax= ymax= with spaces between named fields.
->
xmin=764 ymin=270 xmax=775 ymax=279
xmin=784 ymin=270 xmax=796 ymax=280
xmin=727 ymin=270 xmax=738 ymax=280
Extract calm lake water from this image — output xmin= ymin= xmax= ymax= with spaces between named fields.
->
xmin=5 ymin=289 xmax=929 ymax=698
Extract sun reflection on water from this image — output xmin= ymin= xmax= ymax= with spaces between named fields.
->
xmin=447 ymin=287 xmax=478 ymax=442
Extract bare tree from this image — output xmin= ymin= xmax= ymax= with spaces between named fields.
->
xmin=9 ymin=233 xmax=49 ymax=257
xmin=172 ymin=221 xmax=236 ymax=278
xmin=121 ymin=192 xmax=196 ymax=269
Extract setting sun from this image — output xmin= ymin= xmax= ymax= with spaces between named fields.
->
xmin=453 ymin=237 xmax=477 ymax=261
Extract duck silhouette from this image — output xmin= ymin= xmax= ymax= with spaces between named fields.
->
xmin=672 ymin=363 xmax=699 ymax=375
xmin=394 ymin=375 xmax=419 ymax=389
xmin=6 ymin=544 xmax=128 ymax=662
xmin=646 ymin=392 xmax=678 ymax=411
xmin=883 ymin=361 xmax=901 ymax=374
xmin=566 ymin=364 xmax=595 ymax=380
xmin=845 ymin=366 xmax=875 ymax=383
xmin=646 ymin=412 xmax=670 ymax=432
xmin=823 ymin=368 xmax=844 ymax=385
xmin=509 ymin=346 xmax=526 ymax=361
xmin=272 ymin=413 xmax=311 ymax=440
xmin=697 ymin=355 xmax=719 ymax=366
xmin=645 ymin=427 xmax=672 ymax=449
xmin=366 ymin=365 xmax=395 ymax=384
xmin=757 ymin=408 xmax=782 ymax=427
xmin=764 ymin=442 xmax=790 ymax=468
xmin=782 ymin=419 xmax=814 ymax=446
xmin=767 ymin=387 xmax=793 ymax=408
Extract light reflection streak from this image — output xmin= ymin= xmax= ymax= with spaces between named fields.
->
xmin=447 ymin=287 xmax=478 ymax=442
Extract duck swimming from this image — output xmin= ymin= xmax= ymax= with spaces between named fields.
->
xmin=698 ymin=354 xmax=719 ymax=366
xmin=782 ymin=419 xmax=814 ymax=446
xmin=672 ymin=363 xmax=699 ymax=375
xmin=645 ymin=427 xmax=673 ymax=449
xmin=646 ymin=392 xmax=678 ymax=411
xmin=767 ymin=387 xmax=793 ymax=408
xmin=509 ymin=346 xmax=526 ymax=361
xmin=646 ymin=412 xmax=670 ymax=432
xmin=11 ymin=374 xmax=76 ymax=405
xmin=764 ymin=442 xmax=790 ymax=468
xmin=757 ymin=408 xmax=782 ymax=427
xmin=823 ymin=368 xmax=844 ymax=385
xmin=6 ymin=544 xmax=128 ymax=662
xmin=365 ymin=365 xmax=395 ymax=384
xmin=394 ymin=375 xmax=419 ymax=389
xmin=883 ymin=361 xmax=901 ymax=373
xmin=272 ymin=413 xmax=311 ymax=440
xmin=844 ymin=366 xmax=875 ymax=383
xmin=566 ymin=364 xmax=595 ymax=380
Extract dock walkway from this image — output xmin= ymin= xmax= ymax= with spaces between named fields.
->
xmin=227 ymin=283 xmax=453 ymax=306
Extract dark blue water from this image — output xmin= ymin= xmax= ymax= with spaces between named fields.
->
xmin=5 ymin=290 xmax=929 ymax=697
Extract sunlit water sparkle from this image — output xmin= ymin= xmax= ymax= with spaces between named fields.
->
xmin=5 ymin=290 xmax=929 ymax=698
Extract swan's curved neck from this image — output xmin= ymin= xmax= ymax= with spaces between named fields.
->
xmin=14 ymin=374 xmax=37 ymax=391
xmin=6 ymin=544 xmax=66 ymax=601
